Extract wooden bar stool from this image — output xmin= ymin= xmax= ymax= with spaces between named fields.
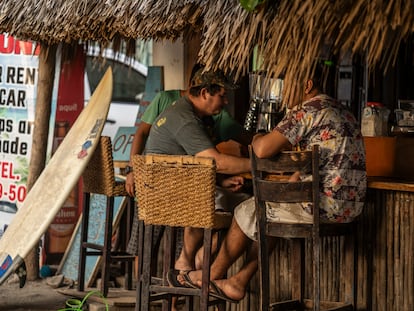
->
xmin=249 ymin=145 xmax=357 ymax=311
xmin=132 ymin=154 xmax=232 ymax=311
xmin=78 ymin=136 xmax=135 ymax=297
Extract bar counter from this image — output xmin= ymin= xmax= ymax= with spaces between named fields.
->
xmin=368 ymin=176 xmax=414 ymax=192
xmin=229 ymin=176 xmax=414 ymax=311
xmin=361 ymin=177 xmax=414 ymax=311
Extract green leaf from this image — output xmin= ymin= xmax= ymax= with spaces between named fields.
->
xmin=239 ymin=0 xmax=264 ymax=12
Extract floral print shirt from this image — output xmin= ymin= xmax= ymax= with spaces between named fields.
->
xmin=275 ymin=94 xmax=367 ymax=222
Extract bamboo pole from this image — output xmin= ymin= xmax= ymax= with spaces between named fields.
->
xmin=409 ymin=194 xmax=414 ymax=310
xmin=393 ymin=192 xmax=401 ymax=311
xmin=25 ymin=43 xmax=57 ymax=281
xmin=379 ymin=191 xmax=386 ymax=310
xmin=402 ymin=193 xmax=409 ymax=310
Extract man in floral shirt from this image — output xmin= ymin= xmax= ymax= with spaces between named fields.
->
xmin=180 ymin=63 xmax=366 ymax=302
xmin=273 ymin=93 xmax=366 ymax=223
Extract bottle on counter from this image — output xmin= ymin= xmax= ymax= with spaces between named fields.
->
xmin=361 ymin=102 xmax=390 ymax=136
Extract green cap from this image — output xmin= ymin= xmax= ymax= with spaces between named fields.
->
xmin=190 ymin=68 xmax=237 ymax=89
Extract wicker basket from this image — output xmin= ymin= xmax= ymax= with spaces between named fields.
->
xmin=82 ymin=136 xmax=127 ymax=196
xmin=133 ymin=154 xmax=217 ymax=228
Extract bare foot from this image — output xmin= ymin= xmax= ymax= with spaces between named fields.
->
xmin=288 ymin=171 xmax=301 ymax=182
xmin=212 ymin=278 xmax=246 ymax=301
xmin=174 ymin=257 xmax=193 ymax=273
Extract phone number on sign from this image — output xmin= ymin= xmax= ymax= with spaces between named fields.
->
xmin=0 ymin=182 xmax=27 ymax=203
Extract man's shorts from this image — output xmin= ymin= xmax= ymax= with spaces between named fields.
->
xmin=234 ymin=197 xmax=313 ymax=241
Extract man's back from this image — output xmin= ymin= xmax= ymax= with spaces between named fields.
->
xmin=145 ymin=97 xmax=215 ymax=155
xmin=275 ymin=94 xmax=366 ymax=222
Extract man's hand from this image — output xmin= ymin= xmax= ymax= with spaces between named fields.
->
xmin=125 ymin=172 xmax=135 ymax=196
xmin=219 ymin=175 xmax=245 ymax=192
xmin=288 ymin=171 xmax=301 ymax=182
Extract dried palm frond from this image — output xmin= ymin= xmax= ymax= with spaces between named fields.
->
xmin=0 ymin=0 xmax=413 ymax=105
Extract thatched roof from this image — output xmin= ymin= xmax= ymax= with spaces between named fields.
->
xmin=1 ymin=0 xmax=414 ymax=103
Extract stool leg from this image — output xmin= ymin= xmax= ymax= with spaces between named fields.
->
xmin=124 ymin=196 xmax=135 ymax=290
xmin=291 ymin=239 xmax=305 ymax=303
xmin=101 ymin=196 xmax=115 ymax=297
xmin=78 ymin=192 xmax=90 ymax=292
xmin=162 ymin=226 xmax=174 ymax=311
xmin=313 ymin=235 xmax=321 ymax=311
xmin=140 ymin=224 xmax=154 ymax=311
xmin=215 ymin=229 xmax=227 ymax=311
xmin=200 ymin=228 xmax=212 ymax=311
xmin=257 ymin=219 xmax=270 ymax=310
xmin=135 ymin=219 xmax=145 ymax=311
xmin=152 ymin=226 xmax=165 ymax=276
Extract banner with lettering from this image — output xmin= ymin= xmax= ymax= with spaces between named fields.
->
xmin=0 ymin=34 xmax=60 ymax=236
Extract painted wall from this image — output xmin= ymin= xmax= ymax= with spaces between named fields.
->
xmin=152 ymin=40 xmax=185 ymax=90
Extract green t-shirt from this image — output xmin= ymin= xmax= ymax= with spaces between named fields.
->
xmin=141 ymin=90 xmax=244 ymax=144
xmin=141 ymin=90 xmax=181 ymax=124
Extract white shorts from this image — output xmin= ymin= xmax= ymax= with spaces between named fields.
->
xmin=234 ymin=197 xmax=313 ymax=241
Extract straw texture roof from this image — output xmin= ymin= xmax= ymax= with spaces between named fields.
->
xmin=1 ymin=0 xmax=413 ymax=103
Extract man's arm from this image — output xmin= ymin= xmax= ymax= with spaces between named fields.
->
xmin=129 ymin=122 xmax=152 ymax=158
xmin=251 ymin=130 xmax=291 ymax=158
xmin=196 ymin=147 xmax=250 ymax=175
xmin=125 ymin=122 xmax=152 ymax=196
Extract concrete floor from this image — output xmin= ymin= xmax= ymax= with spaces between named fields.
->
xmin=0 ymin=277 xmax=69 ymax=311
xmin=0 ymin=275 xmax=137 ymax=311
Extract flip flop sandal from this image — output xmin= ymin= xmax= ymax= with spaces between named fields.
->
xmin=179 ymin=270 xmax=199 ymax=289
xmin=166 ymin=269 xmax=194 ymax=288
xmin=208 ymin=280 xmax=239 ymax=304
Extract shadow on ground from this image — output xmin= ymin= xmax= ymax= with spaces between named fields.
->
xmin=0 ymin=276 xmax=71 ymax=311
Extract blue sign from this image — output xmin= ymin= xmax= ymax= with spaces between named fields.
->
xmin=112 ymin=127 xmax=136 ymax=162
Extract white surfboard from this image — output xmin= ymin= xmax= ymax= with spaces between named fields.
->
xmin=0 ymin=67 xmax=113 ymax=286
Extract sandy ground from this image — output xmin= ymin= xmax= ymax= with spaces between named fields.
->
xmin=0 ymin=275 xmax=72 ymax=311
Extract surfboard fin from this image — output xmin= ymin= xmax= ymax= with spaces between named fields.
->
xmin=0 ymin=254 xmax=25 ymax=287
xmin=16 ymin=260 xmax=27 ymax=288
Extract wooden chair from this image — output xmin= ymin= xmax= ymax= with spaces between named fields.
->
xmin=249 ymin=145 xmax=357 ymax=311
xmin=132 ymin=154 xmax=231 ymax=311
xmin=78 ymin=136 xmax=135 ymax=297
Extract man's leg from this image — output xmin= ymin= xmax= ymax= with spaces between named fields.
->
xmin=212 ymin=242 xmax=259 ymax=301
xmin=194 ymin=186 xmax=251 ymax=270
xmin=208 ymin=234 xmax=277 ymax=301
xmin=190 ymin=217 xmax=277 ymax=302
xmin=169 ymin=227 xmax=204 ymax=311
xmin=209 ymin=218 xmax=251 ymax=279
xmin=174 ymin=227 xmax=204 ymax=271
xmin=187 ymin=218 xmax=251 ymax=284
xmin=194 ymin=232 xmax=219 ymax=270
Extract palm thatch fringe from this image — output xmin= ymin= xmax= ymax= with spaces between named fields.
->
xmin=0 ymin=0 xmax=413 ymax=104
